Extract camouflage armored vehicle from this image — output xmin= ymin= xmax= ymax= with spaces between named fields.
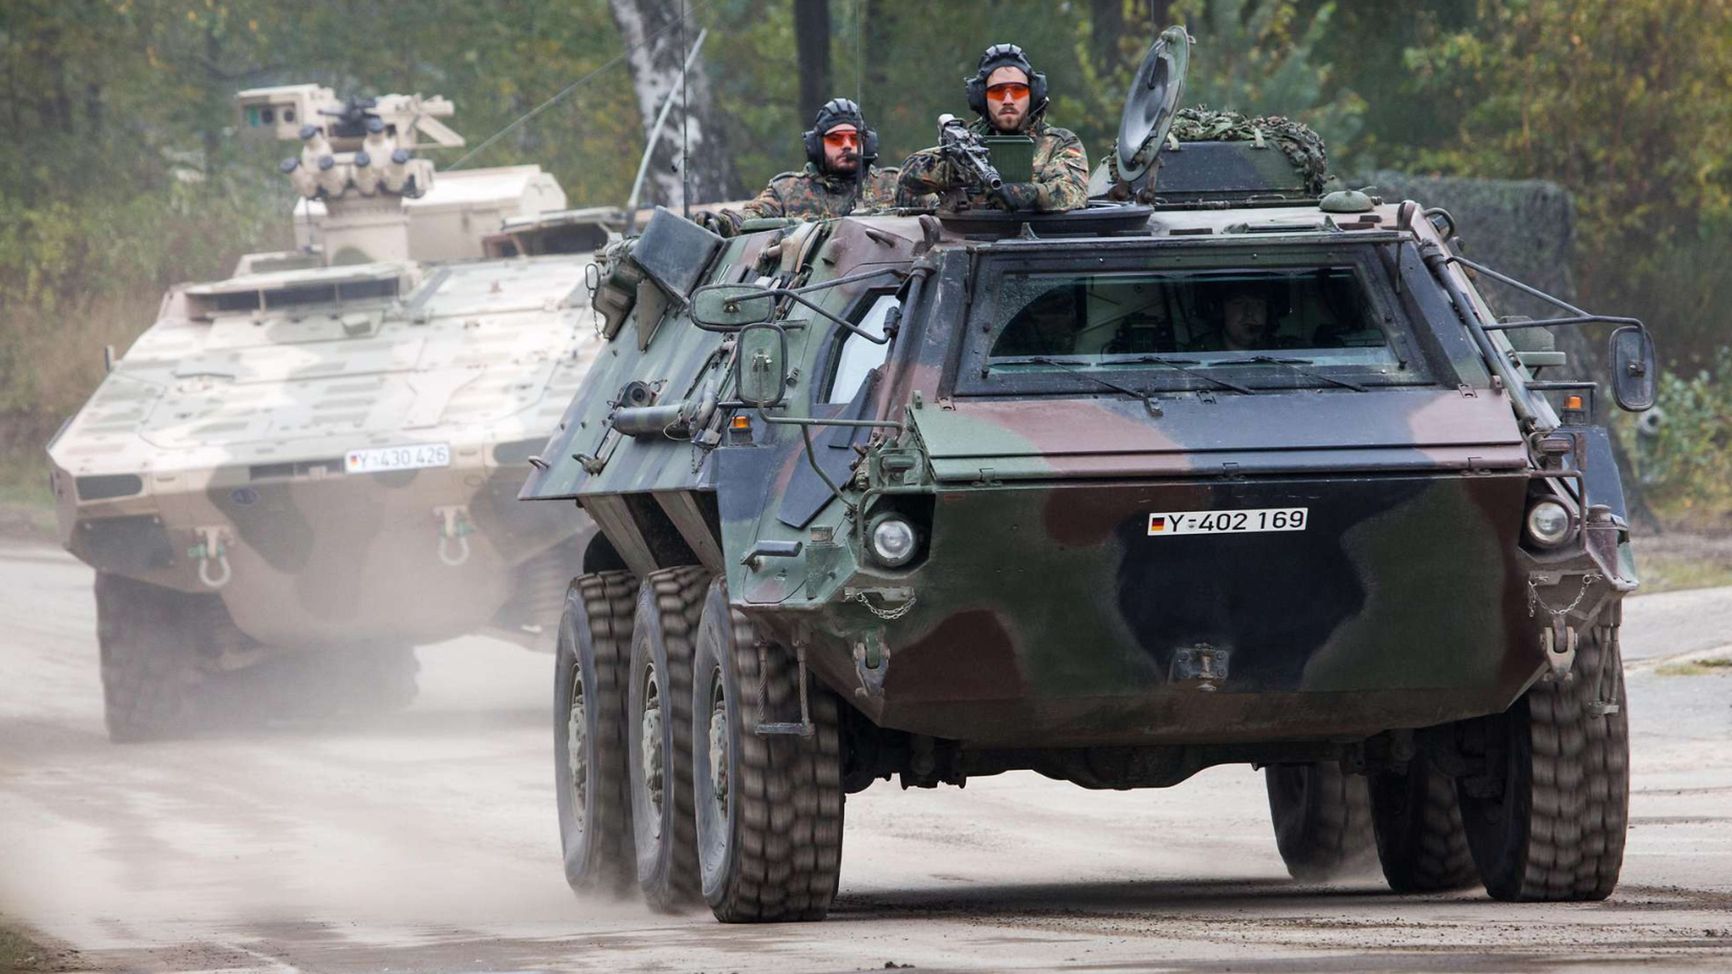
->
xmin=47 ymin=85 xmax=616 ymax=740
xmin=524 ymin=31 xmax=1656 ymax=920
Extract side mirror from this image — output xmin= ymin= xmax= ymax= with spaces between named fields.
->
xmin=1609 ymin=325 xmax=1657 ymax=412
xmin=692 ymin=284 xmax=775 ymax=329
xmin=735 ymin=323 xmax=788 ymax=407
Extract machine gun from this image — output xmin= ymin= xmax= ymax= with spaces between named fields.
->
xmin=936 ymin=114 xmax=1003 ymax=192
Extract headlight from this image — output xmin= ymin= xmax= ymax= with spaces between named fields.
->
xmin=868 ymin=514 xmax=918 ymax=568
xmin=1525 ymin=500 xmax=1573 ymax=547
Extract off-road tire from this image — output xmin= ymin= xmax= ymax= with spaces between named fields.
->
xmin=96 ymin=573 xmax=205 ymax=742
xmin=554 ymin=571 xmax=637 ymax=894
xmin=691 ymin=579 xmax=844 ymax=923
xmin=627 ymin=566 xmax=709 ymax=911
xmin=1457 ymin=619 xmax=1629 ymax=901
xmin=1369 ymin=750 xmax=1478 ymax=893
xmin=1265 ymin=761 xmax=1379 ymax=881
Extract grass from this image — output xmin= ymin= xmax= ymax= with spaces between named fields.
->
xmin=1637 ymin=557 xmax=1732 ymax=594
xmin=1656 ymin=657 xmax=1732 ymax=677
xmin=0 ymin=447 xmax=57 ymax=541
xmin=1630 ymin=528 xmax=1732 ymax=594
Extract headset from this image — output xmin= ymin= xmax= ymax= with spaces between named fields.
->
xmin=964 ymin=43 xmax=1049 ymax=120
xmin=803 ymin=98 xmax=879 ymax=170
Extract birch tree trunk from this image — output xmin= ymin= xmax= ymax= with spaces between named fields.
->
xmin=607 ymin=0 xmax=739 ymax=209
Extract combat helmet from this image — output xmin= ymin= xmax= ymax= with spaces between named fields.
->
xmin=803 ymin=97 xmax=879 ymax=170
xmin=965 ymin=43 xmax=1050 ymax=119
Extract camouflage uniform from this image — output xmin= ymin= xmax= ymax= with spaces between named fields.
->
xmin=717 ymin=162 xmax=900 ymax=233
xmin=897 ymin=117 xmax=1089 ymax=213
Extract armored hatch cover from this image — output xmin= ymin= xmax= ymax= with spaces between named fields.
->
xmin=1091 ymin=26 xmax=1331 ymax=206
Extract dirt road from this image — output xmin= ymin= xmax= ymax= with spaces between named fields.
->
xmin=2 ymin=539 xmax=1729 ymax=972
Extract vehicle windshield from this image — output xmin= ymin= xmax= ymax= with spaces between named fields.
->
xmin=957 ymin=252 xmax=1430 ymax=396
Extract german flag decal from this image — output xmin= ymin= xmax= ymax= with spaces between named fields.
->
xmin=1147 ymin=514 xmax=1168 ymax=535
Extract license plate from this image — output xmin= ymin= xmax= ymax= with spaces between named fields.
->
xmin=1147 ymin=507 xmax=1308 ymax=536
xmin=344 ymin=442 xmax=451 ymax=475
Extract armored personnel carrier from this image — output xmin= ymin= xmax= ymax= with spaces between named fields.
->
xmin=47 ymin=84 xmax=616 ymax=740
xmin=523 ymin=30 xmax=1655 ymax=919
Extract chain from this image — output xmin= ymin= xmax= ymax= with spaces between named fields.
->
xmin=1527 ymin=572 xmax=1601 ymax=620
xmin=852 ymin=591 xmax=916 ymax=620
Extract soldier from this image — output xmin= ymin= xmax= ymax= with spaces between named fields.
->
xmin=1189 ymin=289 xmax=1280 ymax=353
xmin=699 ymin=98 xmax=898 ymax=236
xmin=897 ymin=43 xmax=1089 ymax=212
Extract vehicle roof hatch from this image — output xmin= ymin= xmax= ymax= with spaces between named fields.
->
xmin=1115 ymin=26 xmax=1191 ymax=184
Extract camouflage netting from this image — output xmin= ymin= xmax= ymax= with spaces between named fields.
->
xmin=1104 ymin=107 xmax=1331 ymax=195
xmin=1366 ymin=172 xmax=1577 ymax=321
xmin=1168 ymin=107 xmax=1330 ymax=194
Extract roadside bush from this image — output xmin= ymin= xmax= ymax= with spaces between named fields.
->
xmin=0 ymin=176 xmax=287 ymax=428
xmin=1621 ymin=347 xmax=1732 ymax=518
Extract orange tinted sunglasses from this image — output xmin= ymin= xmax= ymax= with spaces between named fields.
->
xmin=822 ymin=130 xmax=861 ymax=148
xmin=987 ymin=82 xmax=1030 ymax=100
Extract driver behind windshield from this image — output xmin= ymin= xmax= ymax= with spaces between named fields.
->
xmin=1188 ymin=287 xmax=1280 ymax=353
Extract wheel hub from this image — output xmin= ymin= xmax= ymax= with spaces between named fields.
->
xmin=708 ymin=676 xmax=729 ymax=818
xmin=640 ymin=664 xmax=664 ymax=835
xmin=566 ymin=670 xmax=587 ymax=836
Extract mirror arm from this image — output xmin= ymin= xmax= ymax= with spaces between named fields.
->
xmin=789 ymin=266 xmax=909 ymax=295
xmin=777 ymin=291 xmax=890 ymax=344
xmin=1483 ymin=314 xmax=1646 ymax=333
xmin=1446 ymin=254 xmax=1591 ymax=317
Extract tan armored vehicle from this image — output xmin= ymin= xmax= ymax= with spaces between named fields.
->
xmin=47 ymin=85 xmax=616 ymax=740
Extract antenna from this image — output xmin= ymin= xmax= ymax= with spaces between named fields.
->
xmin=680 ymin=0 xmax=691 ymax=219
xmin=624 ymin=28 xmax=709 ymax=233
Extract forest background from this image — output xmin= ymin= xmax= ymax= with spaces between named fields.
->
xmin=2 ymin=0 xmax=1730 ymax=527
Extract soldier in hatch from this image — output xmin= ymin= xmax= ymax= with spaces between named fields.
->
xmin=699 ymin=98 xmax=898 ymax=236
xmin=897 ymin=43 xmax=1089 ymax=213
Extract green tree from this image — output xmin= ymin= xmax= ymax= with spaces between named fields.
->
xmin=1076 ymin=0 xmax=1365 ymax=158
xmin=1405 ymin=0 xmax=1732 ymax=366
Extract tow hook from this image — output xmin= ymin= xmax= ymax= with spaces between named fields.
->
xmin=851 ymin=631 xmax=891 ymax=700
xmin=1528 ymin=570 xmax=1604 ymax=681
xmin=1541 ymin=620 xmax=1578 ymax=678
xmin=434 ymin=505 xmax=474 ymax=567
xmin=188 ymin=526 xmax=232 ymax=589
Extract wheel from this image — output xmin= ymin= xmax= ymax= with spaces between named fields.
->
xmin=1369 ymin=750 xmax=1478 ymax=892
xmin=96 ymin=573 xmax=204 ymax=742
xmin=1456 ymin=618 xmax=1629 ymax=901
xmin=1265 ymin=761 xmax=1379 ymax=881
xmin=553 ymin=571 xmax=637 ymax=894
xmin=690 ymin=579 xmax=844 ymax=922
xmin=626 ymin=566 xmax=709 ymax=911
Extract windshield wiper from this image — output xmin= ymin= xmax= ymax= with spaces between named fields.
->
xmin=1217 ymin=355 xmax=1367 ymax=392
xmin=1028 ymin=357 xmax=1163 ymax=416
xmin=1131 ymin=356 xmax=1257 ymax=396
